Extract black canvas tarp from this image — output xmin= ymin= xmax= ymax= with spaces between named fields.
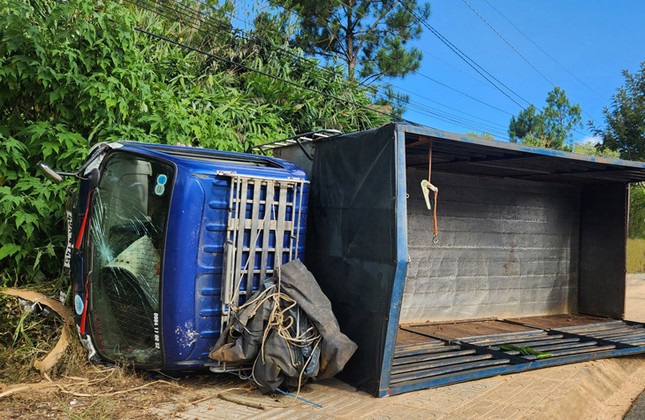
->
xmin=304 ymin=124 xmax=399 ymax=393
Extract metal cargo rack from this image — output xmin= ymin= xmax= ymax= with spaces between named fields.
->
xmin=252 ymin=129 xmax=342 ymax=155
xmin=210 ymin=170 xmax=309 ymax=374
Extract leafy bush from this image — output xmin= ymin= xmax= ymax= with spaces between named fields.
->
xmin=0 ymin=0 xmax=389 ymax=286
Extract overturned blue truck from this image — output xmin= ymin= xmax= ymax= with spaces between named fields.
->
xmin=56 ymin=123 xmax=645 ymax=397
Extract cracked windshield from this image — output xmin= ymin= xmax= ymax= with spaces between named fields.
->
xmin=89 ymin=153 xmax=172 ymax=365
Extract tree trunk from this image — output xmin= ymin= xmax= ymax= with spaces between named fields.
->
xmin=346 ymin=0 xmax=355 ymax=80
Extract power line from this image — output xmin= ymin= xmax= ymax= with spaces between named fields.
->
xmin=461 ymin=0 xmax=556 ymax=87
xmin=128 ymin=0 xmax=516 ymax=135
xmin=413 ymin=72 xmax=514 ymax=116
xmin=395 ymin=85 xmax=509 ymax=130
xmin=481 ymin=0 xmax=605 ymax=100
xmin=404 ymin=101 xmax=510 ymax=139
xmin=132 ymin=26 xmax=405 ymax=122
xmin=396 ymin=0 xmax=530 ymax=109
xmin=462 ymin=0 xmax=599 ymax=123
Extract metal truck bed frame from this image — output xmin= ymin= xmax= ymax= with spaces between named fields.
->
xmin=390 ymin=314 xmax=645 ymax=395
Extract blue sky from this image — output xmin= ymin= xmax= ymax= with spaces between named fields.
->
xmin=392 ymin=0 xmax=645 ymax=142
xmin=230 ymin=0 xmax=644 ymax=143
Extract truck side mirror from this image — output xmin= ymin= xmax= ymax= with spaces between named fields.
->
xmin=39 ymin=162 xmax=64 ymax=183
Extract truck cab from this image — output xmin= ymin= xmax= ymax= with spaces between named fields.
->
xmin=69 ymin=142 xmax=308 ymax=371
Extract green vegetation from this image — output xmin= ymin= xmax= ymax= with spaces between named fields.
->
xmin=596 ymin=61 xmax=645 ymax=161
xmin=627 ymin=238 xmax=645 ymax=273
xmin=508 ymin=87 xmax=582 ymax=150
xmin=0 ymin=0 xmax=389 ymax=286
xmin=273 ymin=0 xmax=431 ymax=82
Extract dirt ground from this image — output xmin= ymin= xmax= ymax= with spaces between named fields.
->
xmin=2 ymin=276 xmax=645 ymax=419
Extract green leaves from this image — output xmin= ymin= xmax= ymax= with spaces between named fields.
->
xmin=274 ymin=0 xmax=430 ymax=83
xmin=0 ymin=244 xmax=21 ymax=261
xmin=0 ymin=0 xmax=387 ymax=286
xmin=596 ymin=61 xmax=645 ymax=161
xmin=508 ymin=87 xmax=582 ymax=150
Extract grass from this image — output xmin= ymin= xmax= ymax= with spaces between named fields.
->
xmin=0 ymin=284 xmax=89 ymax=384
xmin=627 ymin=238 xmax=645 ymax=273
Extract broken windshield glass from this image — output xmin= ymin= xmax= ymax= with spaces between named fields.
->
xmin=88 ymin=152 xmax=173 ymax=365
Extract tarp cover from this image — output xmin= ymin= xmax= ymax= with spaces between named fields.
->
xmin=209 ymin=260 xmax=357 ymax=393
xmin=304 ymin=124 xmax=399 ymax=394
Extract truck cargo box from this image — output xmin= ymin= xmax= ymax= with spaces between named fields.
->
xmin=269 ymin=123 xmax=645 ymax=397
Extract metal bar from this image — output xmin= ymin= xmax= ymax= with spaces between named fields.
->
xmin=216 ymin=170 xmax=308 ymax=183
xmin=428 ymin=137 xmax=433 ymax=183
xmin=467 ymin=332 xmax=552 ymax=346
xmin=259 ymin=180 xmax=274 ymax=282
xmin=294 ymin=182 xmax=305 ymax=260
xmin=616 ymin=332 xmax=645 ymax=342
xmin=233 ymin=178 xmax=249 ymax=300
xmin=394 ymin=344 xmax=461 ymax=358
xmin=474 ymin=335 xmax=570 ymax=347
xmin=274 ymin=184 xmax=288 ymax=269
xmin=378 ymin=123 xmax=411 ymax=396
xmin=245 ymin=180 xmax=262 ymax=294
xmin=250 ymin=129 xmax=341 ymax=152
xmin=395 ymin=339 xmax=445 ymax=350
xmin=392 ymin=354 xmax=494 ymax=376
xmin=584 ymin=327 xmax=645 ymax=339
xmin=460 ymin=330 xmax=546 ymax=342
xmin=621 ymin=339 xmax=645 ymax=346
xmin=524 ymin=341 xmax=599 ymax=352
xmin=394 ymin=346 xmax=469 ymax=361
xmin=522 ymin=344 xmax=616 ymax=360
xmin=487 ymin=337 xmax=576 ymax=348
xmin=228 ymin=177 xmax=242 ymax=304
xmin=556 ymin=321 xmax=626 ymax=333
xmin=221 ymin=241 xmax=234 ymax=307
xmin=285 ymin=184 xmax=296 ymax=262
xmin=240 ymin=219 xmax=292 ymax=230
xmin=392 ymin=350 xmax=479 ymax=369
xmin=389 ymin=358 xmax=510 ymax=385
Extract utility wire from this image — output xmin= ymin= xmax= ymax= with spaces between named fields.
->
xmin=133 ymin=26 xmax=404 ymax=122
xmin=395 ymin=85 xmax=509 ymax=130
xmin=461 ymin=0 xmax=556 ymax=87
xmin=396 ymin=0 xmax=530 ymax=109
xmin=481 ymin=0 xmax=605 ymax=100
xmin=413 ymin=72 xmax=514 ymax=116
xmin=128 ymin=0 xmax=516 ymax=135
xmin=461 ymin=0 xmax=598 ymax=123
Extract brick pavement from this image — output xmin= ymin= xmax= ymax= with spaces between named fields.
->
xmin=152 ymin=276 xmax=645 ymax=419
